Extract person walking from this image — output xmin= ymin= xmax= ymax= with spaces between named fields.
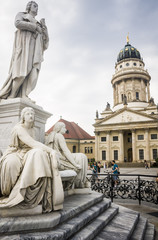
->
xmin=111 ymin=160 xmax=119 ymax=187
xmin=92 ymin=162 xmax=98 ymax=179
xmin=144 ymin=160 xmax=149 ymax=169
xmin=97 ymin=161 xmax=102 ymax=173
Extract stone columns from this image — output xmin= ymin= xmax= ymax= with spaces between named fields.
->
xmin=141 ymin=79 xmax=144 ymax=101
xmin=132 ymin=78 xmax=135 ymax=100
xmin=95 ymin=131 xmax=100 ymax=161
xmin=123 ymin=80 xmax=125 ymax=96
xmin=113 ymin=85 xmax=115 ymax=106
xmin=106 ymin=131 xmax=111 ymax=162
xmin=119 ymin=130 xmax=124 ymax=162
xmin=147 ymin=82 xmax=150 ymax=102
xmin=132 ymin=129 xmax=137 ymax=162
xmin=145 ymin=128 xmax=150 ymax=161
xmin=115 ymin=83 xmax=118 ymax=105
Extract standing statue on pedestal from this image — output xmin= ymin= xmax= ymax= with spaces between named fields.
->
xmin=46 ymin=122 xmax=88 ymax=188
xmin=0 ymin=107 xmax=64 ymax=212
xmin=0 ymin=1 xmax=49 ymax=100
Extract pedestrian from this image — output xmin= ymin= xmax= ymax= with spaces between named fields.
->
xmin=111 ymin=160 xmax=119 ymax=187
xmin=92 ymin=162 xmax=98 ymax=179
xmin=97 ymin=161 xmax=102 ymax=173
xmin=144 ymin=160 xmax=149 ymax=169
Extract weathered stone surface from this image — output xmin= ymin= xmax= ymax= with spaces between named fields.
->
xmin=131 ymin=216 xmax=147 ymax=240
xmin=0 ymin=192 xmax=104 ymax=236
xmin=0 ymin=98 xmax=52 ymax=152
xmin=144 ymin=223 xmax=155 ymax=240
xmin=0 ymin=193 xmax=155 ymax=240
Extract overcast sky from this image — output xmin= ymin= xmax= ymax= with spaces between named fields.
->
xmin=0 ymin=0 xmax=158 ymax=135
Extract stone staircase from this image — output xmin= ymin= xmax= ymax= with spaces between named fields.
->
xmin=0 ymin=192 xmax=155 ymax=240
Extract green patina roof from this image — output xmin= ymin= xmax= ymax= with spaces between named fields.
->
xmin=117 ymin=42 xmax=141 ymax=62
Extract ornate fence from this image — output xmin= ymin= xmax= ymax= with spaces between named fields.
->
xmin=87 ymin=173 xmax=158 ymax=205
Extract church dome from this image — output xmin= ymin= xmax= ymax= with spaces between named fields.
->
xmin=117 ymin=41 xmax=141 ymax=63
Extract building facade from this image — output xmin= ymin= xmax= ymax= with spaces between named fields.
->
xmin=94 ymin=39 xmax=158 ymax=165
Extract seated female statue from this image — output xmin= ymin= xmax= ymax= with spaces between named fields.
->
xmin=46 ymin=122 xmax=88 ymax=188
xmin=0 ymin=107 xmax=64 ymax=212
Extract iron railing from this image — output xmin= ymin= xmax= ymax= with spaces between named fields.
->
xmin=87 ymin=172 xmax=158 ymax=205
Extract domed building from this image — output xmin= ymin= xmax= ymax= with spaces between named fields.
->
xmin=94 ymin=38 xmax=158 ymax=165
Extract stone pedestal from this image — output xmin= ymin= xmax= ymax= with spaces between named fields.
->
xmin=0 ymin=98 xmax=52 ymax=153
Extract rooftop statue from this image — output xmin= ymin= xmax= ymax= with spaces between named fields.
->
xmin=0 ymin=107 xmax=64 ymax=212
xmin=105 ymin=102 xmax=111 ymax=111
xmin=46 ymin=122 xmax=88 ymax=188
xmin=0 ymin=1 xmax=49 ymax=100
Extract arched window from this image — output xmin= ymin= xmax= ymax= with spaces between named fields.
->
xmin=90 ymin=147 xmax=93 ymax=153
xmin=85 ymin=147 xmax=87 ymax=153
xmin=136 ymin=92 xmax=139 ymax=100
xmin=102 ymin=151 xmax=106 ymax=160
xmin=128 ymin=92 xmax=131 ymax=100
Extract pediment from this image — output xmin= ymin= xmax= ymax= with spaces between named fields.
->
xmin=150 ymin=144 xmax=158 ymax=148
xmin=98 ymin=109 xmax=155 ymax=125
xmin=137 ymin=144 xmax=145 ymax=148
xmin=100 ymin=145 xmax=107 ymax=149
xmin=111 ymin=145 xmax=119 ymax=149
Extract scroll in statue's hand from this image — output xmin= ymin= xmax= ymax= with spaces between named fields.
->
xmin=76 ymin=164 xmax=82 ymax=170
xmin=36 ymin=25 xmax=42 ymax=34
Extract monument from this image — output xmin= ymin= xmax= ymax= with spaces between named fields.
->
xmin=0 ymin=1 xmax=51 ymax=152
xmin=0 ymin=1 xmax=88 ymax=215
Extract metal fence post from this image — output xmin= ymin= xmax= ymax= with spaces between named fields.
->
xmin=138 ymin=175 xmax=141 ymax=205
xmin=110 ymin=174 xmax=113 ymax=202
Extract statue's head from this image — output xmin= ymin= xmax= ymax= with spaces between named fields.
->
xmin=20 ymin=107 xmax=35 ymax=127
xmin=53 ymin=122 xmax=66 ymax=134
xmin=26 ymin=1 xmax=38 ymax=15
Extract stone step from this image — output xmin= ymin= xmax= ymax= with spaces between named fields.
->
xmin=0 ymin=198 xmax=114 ymax=240
xmin=144 ymin=222 xmax=155 ymax=240
xmin=0 ymin=193 xmax=156 ymax=240
xmin=131 ymin=216 xmax=147 ymax=240
xmin=0 ymin=192 xmax=105 ymax=236
xmin=70 ymin=204 xmax=119 ymax=240
xmin=95 ymin=205 xmax=140 ymax=240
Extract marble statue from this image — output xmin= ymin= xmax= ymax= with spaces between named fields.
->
xmin=0 ymin=107 xmax=64 ymax=212
xmin=123 ymin=94 xmax=127 ymax=105
xmin=46 ymin=122 xmax=88 ymax=188
xmin=0 ymin=1 xmax=49 ymax=100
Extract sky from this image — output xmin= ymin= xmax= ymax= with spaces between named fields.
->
xmin=0 ymin=0 xmax=158 ymax=136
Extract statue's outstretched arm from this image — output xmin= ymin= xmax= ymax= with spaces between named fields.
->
xmin=17 ymin=126 xmax=53 ymax=154
xmin=58 ymin=134 xmax=81 ymax=169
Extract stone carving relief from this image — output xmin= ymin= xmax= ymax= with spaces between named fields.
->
xmin=101 ymin=110 xmax=153 ymax=125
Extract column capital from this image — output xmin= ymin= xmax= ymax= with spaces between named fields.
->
xmin=119 ymin=130 xmax=124 ymax=134
xmin=105 ymin=130 xmax=111 ymax=134
xmin=131 ymin=129 xmax=136 ymax=133
xmin=94 ymin=131 xmax=100 ymax=136
xmin=144 ymin=128 xmax=149 ymax=132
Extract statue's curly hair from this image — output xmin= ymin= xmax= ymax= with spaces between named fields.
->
xmin=26 ymin=1 xmax=38 ymax=13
